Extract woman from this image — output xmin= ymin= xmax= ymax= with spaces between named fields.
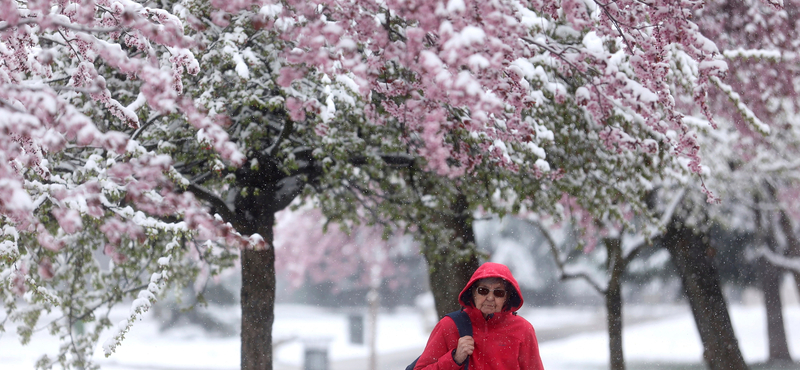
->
xmin=414 ymin=262 xmax=545 ymax=370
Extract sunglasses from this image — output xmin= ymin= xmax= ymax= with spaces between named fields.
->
xmin=476 ymin=286 xmax=507 ymax=298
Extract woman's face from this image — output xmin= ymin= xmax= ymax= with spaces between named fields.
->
xmin=473 ymin=281 xmax=507 ymax=317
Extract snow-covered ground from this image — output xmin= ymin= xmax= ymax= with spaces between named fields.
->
xmin=1 ymin=302 xmax=799 ymax=370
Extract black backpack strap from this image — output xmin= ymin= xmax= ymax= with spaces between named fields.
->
xmin=445 ymin=310 xmax=473 ymax=337
xmin=405 ymin=357 xmax=419 ymax=370
xmin=445 ymin=310 xmax=472 ymax=369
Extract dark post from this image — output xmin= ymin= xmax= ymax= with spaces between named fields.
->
xmin=303 ymin=349 xmax=327 ymax=370
xmin=348 ymin=313 xmax=365 ymax=345
xmin=303 ymin=338 xmax=331 ymax=370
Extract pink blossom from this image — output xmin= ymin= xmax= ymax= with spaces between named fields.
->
xmin=274 ymin=207 xmax=412 ymax=291
xmin=100 ymin=218 xmax=126 ymax=245
xmin=38 ymin=257 xmax=55 ymax=280
xmin=11 ymin=264 xmax=27 ymax=296
xmin=52 ymin=208 xmax=83 ymax=234
xmin=285 ymin=97 xmax=306 ymax=122
xmin=277 ymin=67 xmax=307 ymax=88
xmin=36 ymin=226 xmax=64 ymax=251
xmin=104 ymin=244 xmax=127 ymax=264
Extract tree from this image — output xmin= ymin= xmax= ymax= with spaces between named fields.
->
xmin=3 ymin=0 xmax=781 ymax=369
xmin=673 ymin=0 xmax=800 ymax=364
xmin=530 ymin=189 xmax=684 ymax=370
xmin=695 ymin=0 xmax=800 ymax=297
xmin=0 ymin=1 xmax=252 ymax=369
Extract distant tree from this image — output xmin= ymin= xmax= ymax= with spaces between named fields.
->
xmin=273 ymin=205 xmax=411 ymax=370
xmin=530 ymin=189 xmax=684 ymax=370
xmin=676 ymin=0 xmax=800 ymax=364
xmin=751 ymin=197 xmax=792 ymax=363
xmin=695 ymin=0 xmax=800 ymax=295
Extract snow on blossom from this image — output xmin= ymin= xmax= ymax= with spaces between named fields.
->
xmin=258 ymin=3 xmax=283 ymax=17
xmin=320 ymin=85 xmax=337 ymax=123
xmin=723 ymin=48 xmax=783 ymax=60
xmin=52 ymin=207 xmax=83 ymax=234
xmin=2 ymin=0 xmax=793 ymax=366
xmin=454 ymin=71 xmax=483 ymax=97
xmin=699 ymin=59 xmax=729 ymax=75
xmin=36 ymin=226 xmax=63 ymax=251
xmin=582 ymin=32 xmax=604 ymax=55
xmin=0 ymin=180 xmax=33 ymax=217
xmin=286 ymin=96 xmax=306 ymax=122
xmin=0 ymin=239 xmax=18 ymax=258
xmin=508 ymin=58 xmax=537 ymax=80
xmin=525 ymin=141 xmax=547 ymax=159
xmin=446 ymin=0 xmax=466 ymax=13
xmin=0 ymin=2 xmax=259 ymax=367
xmin=468 ymin=54 xmax=491 ymax=70
xmin=249 ymin=234 xmax=267 ymax=249
xmin=534 ymin=159 xmax=550 ymax=172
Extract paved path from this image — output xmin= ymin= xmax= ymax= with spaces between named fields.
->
xmin=275 ymin=348 xmax=421 ymax=370
xmin=275 ymin=306 xmax=691 ymax=370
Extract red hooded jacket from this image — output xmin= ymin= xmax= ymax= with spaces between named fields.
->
xmin=414 ymin=262 xmax=545 ymax=370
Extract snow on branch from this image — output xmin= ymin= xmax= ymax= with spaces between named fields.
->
xmin=709 ymin=76 xmax=770 ymax=135
xmin=758 ymin=0 xmax=785 ymax=9
xmin=102 ymin=245 xmax=175 ymax=357
xmin=621 ymin=188 xmax=686 ymax=262
xmin=723 ymin=48 xmax=784 ymax=61
xmin=756 ymin=247 xmax=800 ymax=274
xmin=236 ymin=0 xmax=734 ymax=180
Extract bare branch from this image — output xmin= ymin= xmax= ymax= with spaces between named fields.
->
xmin=265 ymin=119 xmax=294 ymax=157
xmin=186 ymin=183 xmax=237 ymax=225
xmin=623 ymin=187 xmax=686 ymax=263
xmin=528 ymin=219 xmax=607 ymax=294
xmin=132 ymin=114 xmax=163 ymax=141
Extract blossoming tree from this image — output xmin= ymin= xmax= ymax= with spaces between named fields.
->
xmin=696 ymin=0 xmax=800 ymax=293
xmin=0 ymin=0 xmax=255 ymax=369
xmin=274 ymin=206 xmax=416 ymax=370
xmin=667 ymin=0 xmax=800 ymax=364
xmin=1 ymin=0 xmax=786 ymax=369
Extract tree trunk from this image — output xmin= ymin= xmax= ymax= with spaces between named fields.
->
xmin=776 ymin=210 xmax=800 ymax=302
xmin=238 ymin=200 xmax=278 ymax=370
xmin=604 ymin=237 xmax=626 ymax=370
xmin=662 ymin=220 xmax=748 ymax=370
xmin=756 ymin=202 xmax=792 ymax=362
xmin=424 ymin=192 xmax=480 ymax=318
xmin=241 ymin=247 xmax=276 ymax=370
xmin=426 ymin=251 xmax=480 ymax=317
xmin=759 ymin=259 xmax=792 ymax=363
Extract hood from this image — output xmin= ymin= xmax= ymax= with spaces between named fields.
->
xmin=458 ymin=262 xmax=524 ymax=311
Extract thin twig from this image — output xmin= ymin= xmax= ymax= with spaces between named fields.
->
xmin=132 ymin=114 xmax=162 ymax=141
xmin=529 ymin=219 xmax=607 ymax=294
